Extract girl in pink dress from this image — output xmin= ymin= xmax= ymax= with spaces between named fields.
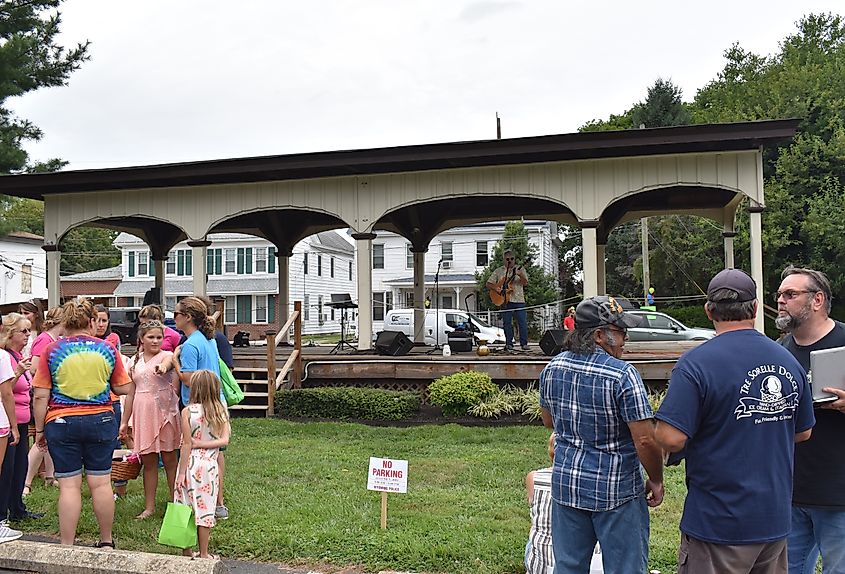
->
xmin=138 ymin=305 xmax=182 ymax=352
xmin=175 ymin=370 xmax=229 ymax=560
xmin=127 ymin=320 xmax=181 ymax=520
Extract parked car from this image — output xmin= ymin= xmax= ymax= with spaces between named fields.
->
xmin=108 ymin=307 xmax=141 ymax=345
xmin=626 ymin=310 xmax=715 ymax=342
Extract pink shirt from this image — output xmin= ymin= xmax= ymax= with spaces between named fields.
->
xmin=0 ymin=349 xmax=30 ymax=425
xmin=162 ymin=326 xmax=182 ymax=352
xmin=30 ymin=331 xmax=56 ymax=358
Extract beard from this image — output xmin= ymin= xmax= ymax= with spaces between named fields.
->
xmin=775 ymin=299 xmax=813 ymax=332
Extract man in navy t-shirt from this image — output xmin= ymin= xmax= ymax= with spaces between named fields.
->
xmin=656 ymin=269 xmax=815 ymax=574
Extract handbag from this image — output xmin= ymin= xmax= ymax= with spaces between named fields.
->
xmin=157 ymin=500 xmax=198 ymax=548
xmin=219 ymin=358 xmax=244 ymax=406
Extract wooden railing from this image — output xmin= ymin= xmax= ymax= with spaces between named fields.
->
xmin=265 ymin=301 xmax=302 ymax=416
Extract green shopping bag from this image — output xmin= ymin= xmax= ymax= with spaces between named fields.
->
xmin=220 ymin=358 xmax=244 ymax=406
xmin=157 ymin=501 xmax=197 ymax=548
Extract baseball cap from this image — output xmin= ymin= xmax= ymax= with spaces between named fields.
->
xmin=575 ymin=296 xmax=643 ymax=329
xmin=707 ymin=268 xmax=757 ymax=302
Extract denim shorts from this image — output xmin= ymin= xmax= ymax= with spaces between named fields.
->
xmin=45 ymin=412 xmax=118 ymax=478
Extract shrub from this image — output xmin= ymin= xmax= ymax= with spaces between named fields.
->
xmin=662 ymin=304 xmax=711 ymax=329
xmin=428 ymin=371 xmax=497 ymax=416
xmin=468 ymin=383 xmax=543 ymax=420
xmin=276 ymin=387 xmax=420 ymax=420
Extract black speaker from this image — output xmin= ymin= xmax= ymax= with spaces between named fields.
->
xmin=540 ymin=329 xmax=567 ymax=356
xmin=375 ymin=331 xmax=414 ymax=356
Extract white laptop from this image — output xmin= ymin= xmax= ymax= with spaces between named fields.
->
xmin=810 ymin=346 xmax=845 ymax=403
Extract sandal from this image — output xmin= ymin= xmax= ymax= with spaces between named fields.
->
xmin=93 ymin=540 xmax=116 ymax=550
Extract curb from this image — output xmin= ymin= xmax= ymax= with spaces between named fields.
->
xmin=0 ymin=540 xmax=227 ymax=574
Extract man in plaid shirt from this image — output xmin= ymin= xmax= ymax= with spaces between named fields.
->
xmin=540 ymin=296 xmax=664 ymax=574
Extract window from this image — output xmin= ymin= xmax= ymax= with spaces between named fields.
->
xmin=128 ymin=251 xmax=135 ymax=277
xmin=441 ymin=241 xmax=453 ymax=262
xmin=176 ymin=249 xmax=192 ymax=276
xmin=476 ymin=241 xmax=489 ymax=266
xmin=21 ymin=259 xmax=32 ymax=294
xmin=224 ymin=249 xmax=236 ymax=273
xmin=406 ymin=292 xmax=414 ymax=308
xmin=317 ymin=255 xmax=322 ymax=276
xmin=318 ymin=295 xmax=324 ymax=324
xmin=372 ymin=244 xmax=384 ymax=269
xmin=207 ymin=248 xmax=222 ymax=275
xmin=224 ymin=296 xmax=236 ymax=324
xmin=236 ymin=295 xmax=251 ymax=323
xmin=255 ymin=295 xmax=268 ymax=323
xmin=330 ymin=306 xmax=335 ymax=321
xmin=138 ymin=252 xmax=149 ymax=276
xmin=303 ymin=294 xmax=310 ymax=321
xmin=386 ymin=291 xmax=393 ymax=313
xmin=166 ymin=251 xmax=176 ymax=275
xmin=303 ymin=252 xmax=309 ymax=275
xmin=237 ymin=247 xmax=253 ymax=274
xmin=373 ymin=292 xmax=385 ymax=321
xmin=330 ymin=257 xmax=334 ymax=278
xmin=442 ymin=295 xmax=453 ymax=309
xmin=268 ymin=247 xmax=276 ymax=274
xmin=406 ymin=244 xmax=414 ymax=269
xmin=255 ymin=248 xmax=267 ymax=273
xmin=348 ymin=261 xmax=353 ymax=281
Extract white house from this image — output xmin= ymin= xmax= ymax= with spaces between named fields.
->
xmin=370 ymin=221 xmax=561 ymax=332
xmin=112 ymin=230 xmax=356 ymax=339
xmin=0 ymin=232 xmax=48 ymax=306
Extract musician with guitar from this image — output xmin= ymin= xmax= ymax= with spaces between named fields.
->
xmin=486 ymin=250 xmax=530 ymax=351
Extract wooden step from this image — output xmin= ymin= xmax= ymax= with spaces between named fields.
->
xmin=229 ymin=404 xmax=268 ymax=410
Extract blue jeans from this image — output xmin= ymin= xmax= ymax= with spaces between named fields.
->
xmin=552 ymin=496 xmax=649 ymax=574
xmin=0 ymin=423 xmax=29 ymax=519
xmin=45 ymin=412 xmax=117 ymax=478
xmin=502 ymin=302 xmax=528 ymax=347
xmin=788 ymin=505 xmax=845 ymax=574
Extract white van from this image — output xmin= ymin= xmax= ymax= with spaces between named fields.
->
xmin=383 ymin=309 xmax=505 ymax=346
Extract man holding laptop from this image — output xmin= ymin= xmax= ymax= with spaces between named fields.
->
xmin=776 ymin=266 xmax=845 ymax=574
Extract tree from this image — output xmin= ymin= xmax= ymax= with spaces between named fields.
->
xmin=0 ymin=0 xmax=89 ymax=175
xmin=475 ymin=220 xmax=559 ymax=311
xmin=630 ymin=78 xmax=691 ymax=128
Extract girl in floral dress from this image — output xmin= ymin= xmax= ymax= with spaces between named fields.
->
xmin=127 ymin=320 xmax=181 ymax=520
xmin=175 ymin=370 xmax=230 ymax=560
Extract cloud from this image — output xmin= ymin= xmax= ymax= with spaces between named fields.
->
xmin=459 ymin=1 xmax=521 ymax=23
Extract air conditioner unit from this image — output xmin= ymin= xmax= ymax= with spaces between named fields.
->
xmin=442 ymin=260 xmax=452 ymax=269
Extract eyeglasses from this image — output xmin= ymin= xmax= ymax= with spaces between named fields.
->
xmin=773 ymin=289 xmax=817 ymax=302
xmin=15 ymin=328 xmax=31 ymax=335
xmin=607 ymin=326 xmax=628 ymax=338
xmin=173 ymin=311 xmax=185 ymax=317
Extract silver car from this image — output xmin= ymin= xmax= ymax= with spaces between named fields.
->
xmin=626 ymin=310 xmax=715 ymax=342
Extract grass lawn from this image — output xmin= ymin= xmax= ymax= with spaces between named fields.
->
xmin=19 ymin=419 xmax=687 ymax=573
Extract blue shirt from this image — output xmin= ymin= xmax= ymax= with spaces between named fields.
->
xmin=539 ymin=348 xmax=653 ymax=511
xmin=656 ymin=329 xmax=815 ymax=544
xmin=179 ymin=330 xmax=222 ymax=406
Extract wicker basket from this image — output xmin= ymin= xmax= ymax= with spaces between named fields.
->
xmin=111 ymin=458 xmax=141 ymax=481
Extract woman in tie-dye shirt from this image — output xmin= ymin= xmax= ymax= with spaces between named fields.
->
xmin=32 ymin=299 xmax=134 ymax=548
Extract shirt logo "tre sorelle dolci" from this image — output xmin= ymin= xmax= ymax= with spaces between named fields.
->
xmin=735 ymin=364 xmax=800 ymax=423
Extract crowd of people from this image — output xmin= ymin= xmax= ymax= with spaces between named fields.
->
xmin=531 ymin=265 xmax=843 ymax=574
xmin=0 ymin=296 xmax=232 ymax=560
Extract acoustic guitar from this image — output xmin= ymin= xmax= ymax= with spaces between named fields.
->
xmin=488 ymin=261 xmax=528 ymax=307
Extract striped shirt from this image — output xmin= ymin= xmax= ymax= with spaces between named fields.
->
xmin=526 ymin=467 xmax=554 ymax=574
xmin=539 ymin=348 xmax=653 ymax=511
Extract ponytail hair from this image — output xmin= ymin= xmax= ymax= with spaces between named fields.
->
xmin=177 ymin=297 xmax=215 ymax=340
xmin=139 ymin=304 xmax=164 ymax=322
xmin=42 ymin=306 xmax=65 ymax=331
xmin=188 ymin=370 xmax=228 ymax=436
xmin=62 ymin=298 xmax=97 ymax=332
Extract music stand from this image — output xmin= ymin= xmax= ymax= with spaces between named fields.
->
xmin=328 ymin=294 xmax=358 ymax=354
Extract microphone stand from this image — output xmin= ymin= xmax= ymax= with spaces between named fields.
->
xmin=427 ymin=259 xmax=443 ymax=354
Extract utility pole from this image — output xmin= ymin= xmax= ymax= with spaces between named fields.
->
xmin=641 ymin=217 xmax=650 ymax=304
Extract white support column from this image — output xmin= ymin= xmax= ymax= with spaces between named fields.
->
xmin=353 ymin=233 xmax=376 ymax=350
xmin=44 ymin=246 xmax=61 ymax=308
xmin=412 ymin=249 xmax=426 ymax=344
xmin=187 ymin=240 xmax=210 ymax=298
xmin=596 ymin=244 xmax=607 ymax=296
xmin=277 ymin=252 xmax=291 ymax=342
xmin=581 ymin=226 xmax=599 ymax=298
xmin=749 ymin=206 xmax=765 ymax=332
xmin=153 ymin=259 xmax=166 ymax=305
xmin=722 ymin=231 xmax=736 ymax=270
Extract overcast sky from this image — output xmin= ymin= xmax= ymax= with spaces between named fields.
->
xmin=8 ymin=0 xmax=839 ymax=170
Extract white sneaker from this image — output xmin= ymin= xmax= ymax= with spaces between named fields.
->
xmin=0 ymin=520 xmax=22 ymax=543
